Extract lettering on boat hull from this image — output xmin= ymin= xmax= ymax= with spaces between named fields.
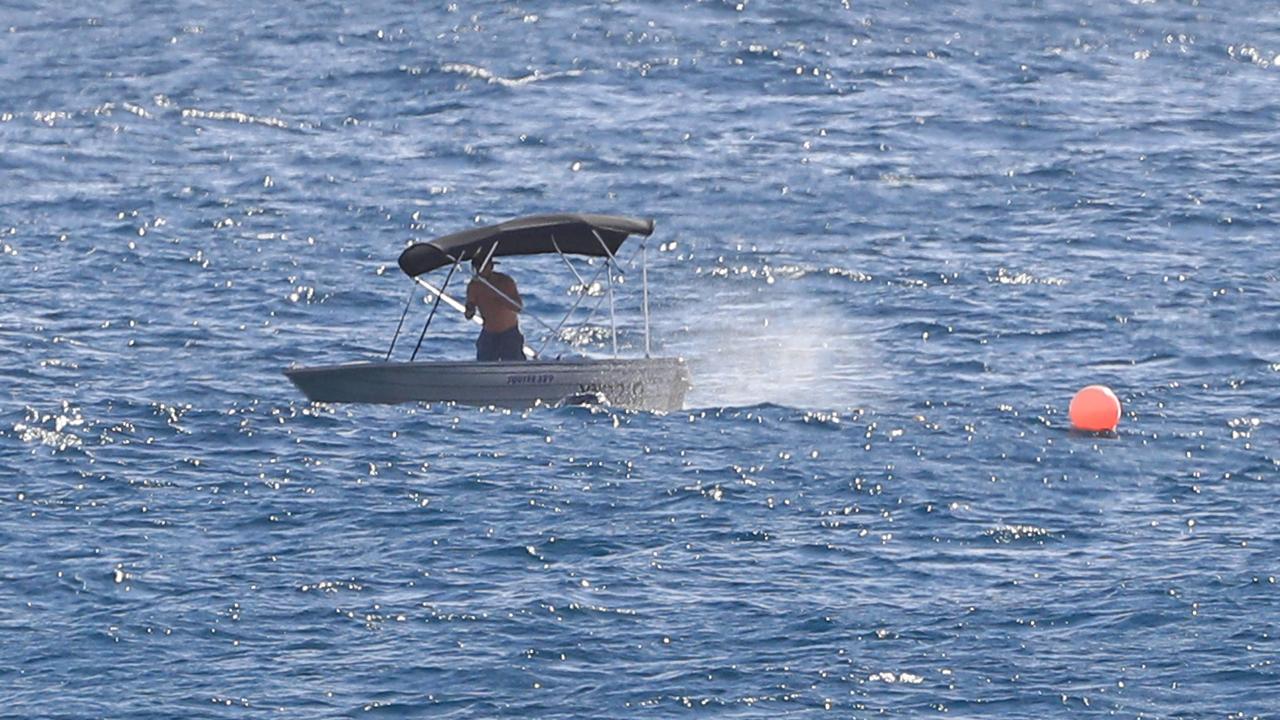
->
xmin=577 ymin=381 xmax=644 ymax=403
xmin=507 ymin=373 xmax=555 ymax=385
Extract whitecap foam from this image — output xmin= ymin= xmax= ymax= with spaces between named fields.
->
xmin=440 ymin=62 xmax=583 ymax=87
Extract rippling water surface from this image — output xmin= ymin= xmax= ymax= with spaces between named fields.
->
xmin=3 ymin=1 xmax=1279 ymax=717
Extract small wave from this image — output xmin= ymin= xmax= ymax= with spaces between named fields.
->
xmin=439 ymin=62 xmax=583 ymax=87
xmin=985 ymin=524 xmax=1058 ymax=544
xmin=827 ymin=266 xmax=874 ymax=282
xmin=990 ymin=267 xmax=1067 ymax=286
xmin=1226 ymin=44 xmax=1280 ymax=69
xmin=89 ymin=101 xmax=153 ymax=119
xmin=181 ymin=107 xmax=290 ymax=130
xmin=297 ymin=578 xmax=365 ymax=593
xmin=11 ymin=403 xmax=85 ymax=452
xmin=867 ymin=671 xmax=925 ymax=684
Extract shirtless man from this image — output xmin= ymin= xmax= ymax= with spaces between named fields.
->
xmin=464 ymin=255 xmax=525 ymax=362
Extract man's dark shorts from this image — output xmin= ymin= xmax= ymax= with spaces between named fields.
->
xmin=476 ymin=327 xmax=525 ymax=362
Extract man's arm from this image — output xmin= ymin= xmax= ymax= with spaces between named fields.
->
xmin=464 ymin=280 xmax=477 ymax=319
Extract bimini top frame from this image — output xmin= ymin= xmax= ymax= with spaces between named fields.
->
xmin=385 ymin=213 xmax=658 ymax=362
xmin=397 ymin=213 xmax=653 ymax=276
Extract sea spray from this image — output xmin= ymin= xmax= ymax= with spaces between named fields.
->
xmin=680 ymin=292 xmax=887 ymax=410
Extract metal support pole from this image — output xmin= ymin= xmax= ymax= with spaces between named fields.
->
xmin=591 ymin=230 xmax=625 ymax=275
xmin=537 ymin=255 xmax=611 ymax=357
xmin=606 ymin=259 xmax=618 ymax=358
xmin=547 ymin=244 xmax=641 ymax=358
xmin=550 ymin=234 xmax=589 ymax=290
xmin=641 ymin=238 xmax=651 ymax=358
xmin=384 ymin=285 xmax=417 ymax=361
xmin=578 ymin=279 xmax=612 ymax=329
xmin=410 ymin=258 xmax=459 ymax=361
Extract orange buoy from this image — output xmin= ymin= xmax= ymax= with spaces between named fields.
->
xmin=1069 ymin=385 xmax=1121 ymax=432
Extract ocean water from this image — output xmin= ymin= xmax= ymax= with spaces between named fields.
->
xmin=2 ymin=1 xmax=1279 ymax=717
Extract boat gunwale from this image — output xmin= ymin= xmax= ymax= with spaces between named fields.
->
xmin=284 ymin=356 xmax=688 ymax=377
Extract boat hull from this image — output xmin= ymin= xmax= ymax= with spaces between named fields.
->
xmin=284 ymin=358 xmax=691 ymax=411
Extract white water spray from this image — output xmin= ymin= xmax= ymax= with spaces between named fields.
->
xmin=679 ymin=293 xmax=887 ymax=411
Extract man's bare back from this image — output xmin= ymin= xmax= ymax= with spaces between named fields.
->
xmin=465 ymin=268 xmax=522 ymax=333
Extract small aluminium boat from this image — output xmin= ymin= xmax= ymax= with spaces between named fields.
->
xmin=284 ymin=213 xmax=692 ymax=411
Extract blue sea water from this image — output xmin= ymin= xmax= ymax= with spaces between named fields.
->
xmin=2 ymin=0 xmax=1279 ymax=716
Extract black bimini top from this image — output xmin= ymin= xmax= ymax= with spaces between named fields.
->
xmin=397 ymin=213 xmax=655 ymax=277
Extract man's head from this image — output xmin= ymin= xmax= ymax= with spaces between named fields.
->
xmin=472 ymin=254 xmax=494 ymax=276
